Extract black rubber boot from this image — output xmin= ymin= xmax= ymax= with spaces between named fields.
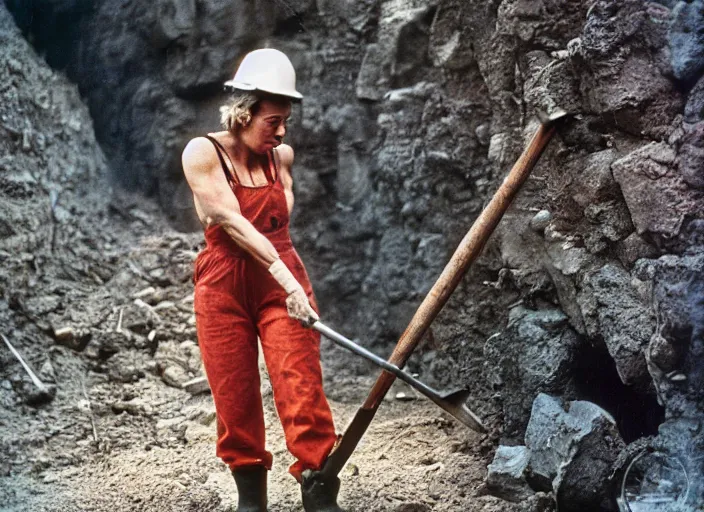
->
xmin=232 ymin=466 xmax=267 ymax=512
xmin=300 ymin=469 xmax=346 ymax=512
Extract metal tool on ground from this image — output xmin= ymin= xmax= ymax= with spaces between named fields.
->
xmin=313 ymin=321 xmax=484 ymax=432
xmin=320 ymin=113 xmax=568 ymax=480
xmin=1 ymin=332 xmax=54 ymax=402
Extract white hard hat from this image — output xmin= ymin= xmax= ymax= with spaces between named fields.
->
xmin=224 ymin=48 xmax=303 ymax=100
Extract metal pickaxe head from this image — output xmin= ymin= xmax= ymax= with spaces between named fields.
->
xmin=536 ymin=106 xmax=569 ymax=125
xmin=313 ymin=322 xmax=486 ymax=433
xmin=427 ymin=388 xmax=485 ymax=433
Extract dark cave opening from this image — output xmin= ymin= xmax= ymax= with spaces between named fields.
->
xmin=572 ymin=342 xmax=665 ymax=443
xmin=6 ymin=0 xmax=92 ymax=72
xmin=273 ymin=11 xmax=308 ymax=38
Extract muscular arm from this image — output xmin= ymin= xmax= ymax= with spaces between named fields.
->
xmin=182 ymin=137 xmax=279 ymax=268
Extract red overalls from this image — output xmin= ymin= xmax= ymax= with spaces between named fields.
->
xmin=193 ymin=136 xmax=338 ymax=480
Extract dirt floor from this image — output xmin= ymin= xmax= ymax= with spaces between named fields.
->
xmin=0 ymin=382 xmax=515 ymax=512
xmin=0 ymin=196 xmax=553 ymax=512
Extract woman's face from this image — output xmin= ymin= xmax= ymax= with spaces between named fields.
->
xmin=240 ymin=98 xmax=292 ymax=154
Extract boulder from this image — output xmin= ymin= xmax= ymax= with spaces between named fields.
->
xmin=524 ymin=56 xmax=582 ymax=122
xmin=612 ymin=142 xmax=697 ymax=237
xmin=486 ymin=445 xmax=535 ymax=502
xmin=484 ymin=307 xmax=580 ymax=440
xmin=577 ymin=0 xmax=683 ymax=134
xmin=355 ymin=1 xmax=434 ymax=101
xmin=428 ymin=0 xmax=473 ymax=70
xmin=668 ymin=0 xmax=704 ymax=84
xmin=524 ymin=394 xmax=625 ymax=512
xmin=614 ymin=233 xmax=659 ymax=269
xmin=644 ymin=254 xmax=704 ymax=418
xmin=105 ymin=351 xmax=148 ymax=383
xmin=577 ymin=264 xmax=654 ymax=387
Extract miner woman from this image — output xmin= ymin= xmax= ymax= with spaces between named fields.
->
xmin=181 ymin=48 xmax=344 ymax=512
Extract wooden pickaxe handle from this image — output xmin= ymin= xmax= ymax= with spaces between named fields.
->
xmin=364 ymin=122 xmax=557 ymax=408
xmin=322 ymin=120 xmax=560 ymax=478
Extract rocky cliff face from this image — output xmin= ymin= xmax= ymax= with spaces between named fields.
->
xmin=6 ymin=0 xmax=704 ymax=509
xmin=0 ymin=0 xmax=110 ymax=323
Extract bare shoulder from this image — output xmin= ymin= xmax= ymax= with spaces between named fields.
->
xmin=274 ymin=143 xmax=295 ymax=168
xmin=182 ymin=137 xmax=216 ymax=172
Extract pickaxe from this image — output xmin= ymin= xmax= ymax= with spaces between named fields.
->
xmin=319 ymin=112 xmax=568 ymax=480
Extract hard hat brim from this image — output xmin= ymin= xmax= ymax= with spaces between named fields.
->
xmin=224 ymin=80 xmax=303 ymax=100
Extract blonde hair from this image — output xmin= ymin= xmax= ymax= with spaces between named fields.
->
xmin=219 ymin=92 xmax=260 ymax=132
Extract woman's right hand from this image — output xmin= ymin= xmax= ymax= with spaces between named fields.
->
xmin=268 ymin=259 xmax=319 ymax=327
xmin=285 ymin=289 xmax=319 ymax=327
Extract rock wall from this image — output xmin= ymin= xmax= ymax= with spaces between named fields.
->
xmin=7 ymin=0 xmax=704 ymax=508
xmin=0 ymin=1 xmax=110 ymax=312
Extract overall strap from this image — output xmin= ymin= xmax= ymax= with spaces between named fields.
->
xmin=266 ymin=150 xmax=278 ymax=184
xmin=204 ymin=135 xmax=239 ymax=187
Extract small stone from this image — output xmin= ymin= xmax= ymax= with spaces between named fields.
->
xmin=648 ymin=333 xmax=678 ymax=373
xmin=145 ymin=360 xmax=159 ymax=374
xmin=180 ymin=339 xmax=197 ymax=350
xmin=395 ymin=392 xmax=414 ymax=401
xmin=52 ymin=326 xmax=91 ymax=351
xmin=38 ymin=360 xmax=56 ymax=383
xmin=356 ymin=44 xmax=386 ymax=101
xmin=530 ymin=210 xmax=552 ymax=233
xmin=156 ymin=417 xmax=186 ymax=430
xmin=343 ymin=463 xmax=359 ymax=477
xmin=615 ymin=233 xmax=659 ymax=269
xmin=42 ymin=473 xmax=59 ymax=483
xmin=188 ymin=406 xmax=216 ymax=426
xmin=488 ymin=133 xmax=510 ymax=164
xmin=148 ymin=268 xmax=167 ymax=282
xmin=133 ymin=287 xmax=156 ymax=299
xmin=22 ymin=129 xmax=31 ymax=152
xmin=544 ymin=225 xmax=566 ymax=242
xmin=7 ymin=58 xmax=22 ymax=73
xmin=475 ymin=124 xmax=490 ymax=145
xmin=67 ymin=116 xmax=82 ymax=132
xmin=162 ymin=365 xmax=189 ymax=388
xmin=184 ymin=423 xmax=213 ymax=443
xmin=112 ymin=398 xmax=153 ymax=416
xmin=182 ymin=376 xmax=210 ymax=395
xmin=669 ymin=0 xmax=704 ymax=82
xmin=153 ymin=300 xmax=176 ymax=311
xmin=53 ymin=326 xmax=75 ymax=343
